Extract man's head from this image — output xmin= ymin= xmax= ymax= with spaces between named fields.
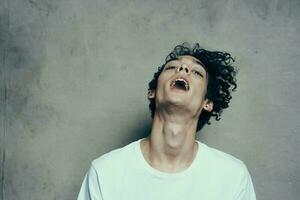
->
xmin=147 ymin=43 xmax=237 ymax=132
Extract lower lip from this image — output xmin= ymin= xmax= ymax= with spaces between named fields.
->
xmin=170 ymin=86 xmax=189 ymax=93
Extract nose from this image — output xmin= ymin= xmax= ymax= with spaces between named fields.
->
xmin=177 ymin=64 xmax=190 ymax=75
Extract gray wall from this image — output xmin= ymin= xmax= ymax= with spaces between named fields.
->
xmin=1 ymin=0 xmax=299 ymax=199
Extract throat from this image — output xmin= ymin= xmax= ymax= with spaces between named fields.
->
xmin=175 ymin=81 xmax=186 ymax=90
xmin=142 ymin=136 xmax=199 ymax=173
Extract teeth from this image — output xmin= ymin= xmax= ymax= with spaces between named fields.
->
xmin=171 ymin=78 xmax=189 ymax=90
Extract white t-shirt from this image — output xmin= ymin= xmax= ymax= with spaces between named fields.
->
xmin=77 ymin=138 xmax=256 ymax=200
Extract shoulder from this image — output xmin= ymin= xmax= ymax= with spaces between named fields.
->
xmin=198 ymin=141 xmax=249 ymax=176
xmin=90 ymin=140 xmax=139 ymax=173
xmin=197 ymin=141 xmax=256 ymax=198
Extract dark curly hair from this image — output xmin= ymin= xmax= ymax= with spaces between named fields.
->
xmin=148 ymin=43 xmax=237 ymax=132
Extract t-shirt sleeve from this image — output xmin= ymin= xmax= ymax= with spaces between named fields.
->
xmin=235 ymin=164 xmax=256 ymax=200
xmin=77 ymin=164 xmax=103 ymax=200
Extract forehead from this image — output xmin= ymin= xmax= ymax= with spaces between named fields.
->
xmin=178 ymin=55 xmax=202 ymax=64
xmin=168 ymin=55 xmax=205 ymax=67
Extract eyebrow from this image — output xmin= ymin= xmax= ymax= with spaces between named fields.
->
xmin=194 ymin=60 xmax=205 ymax=68
xmin=170 ymin=57 xmax=206 ymax=68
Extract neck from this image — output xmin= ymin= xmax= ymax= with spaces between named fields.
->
xmin=141 ymin=110 xmax=199 ymax=173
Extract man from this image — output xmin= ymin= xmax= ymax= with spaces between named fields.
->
xmin=77 ymin=43 xmax=256 ymax=200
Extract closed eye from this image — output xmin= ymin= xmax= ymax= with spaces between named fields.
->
xmin=165 ymin=66 xmax=176 ymax=70
xmin=192 ymin=70 xmax=204 ymax=77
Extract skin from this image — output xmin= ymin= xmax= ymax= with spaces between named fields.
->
xmin=141 ymin=55 xmax=214 ymax=173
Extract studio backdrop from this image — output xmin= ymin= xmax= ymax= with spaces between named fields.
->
xmin=0 ymin=0 xmax=299 ymax=199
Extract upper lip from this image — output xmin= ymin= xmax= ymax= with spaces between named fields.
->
xmin=170 ymin=76 xmax=190 ymax=91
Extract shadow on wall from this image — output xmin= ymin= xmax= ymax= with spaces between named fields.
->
xmin=125 ymin=115 xmax=152 ymax=145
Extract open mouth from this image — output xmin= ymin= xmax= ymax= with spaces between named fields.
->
xmin=170 ymin=78 xmax=190 ymax=91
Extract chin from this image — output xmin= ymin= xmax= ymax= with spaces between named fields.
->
xmin=165 ymin=96 xmax=189 ymax=107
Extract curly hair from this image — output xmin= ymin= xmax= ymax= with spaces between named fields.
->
xmin=148 ymin=43 xmax=237 ymax=132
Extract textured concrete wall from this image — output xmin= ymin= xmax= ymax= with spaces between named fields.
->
xmin=1 ymin=0 xmax=299 ymax=199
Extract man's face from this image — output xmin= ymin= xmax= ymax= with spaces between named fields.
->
xmin=148 ymin=55 xmax=213 ymax=117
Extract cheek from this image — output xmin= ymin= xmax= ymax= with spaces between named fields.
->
xmin=192 ymin=81 xmax=208 ymax=103
xmin=157 ymin=73 xmax=169 ymax=90
xmin=154 ymin=76 xmax=165 ymax=99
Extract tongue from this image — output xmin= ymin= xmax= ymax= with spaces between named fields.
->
xmin=174 ymin=81 xmax=186 ymax=90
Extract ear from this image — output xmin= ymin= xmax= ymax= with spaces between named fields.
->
xmin=147 ymin=89 xmax=155 ymax=99
xmin=203 ymin=100 xmax=213 ymax=112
